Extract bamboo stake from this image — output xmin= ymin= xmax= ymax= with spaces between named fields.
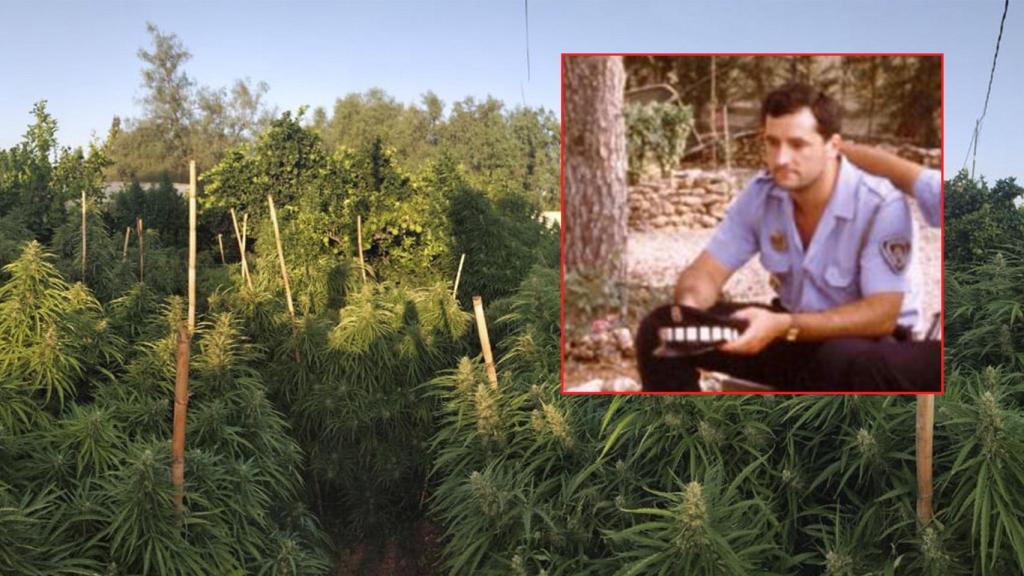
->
xmin=267 ymin=195 xmax=295 ymax=322
xmin=229 ymin=208 xmax=252 ymax=288
xmin=472 ymin=296 xmax=499 ymax=389
xmin=452 ymin=253 xmax=466 ymax=299
xmin=916 ymin=395 xmax=935 ymax=524
xmin=188 ymin=161 xmax=197 ymax=333
xmin=122 ymin=226 xmax=131 ymax=262
xmin=357 ymin=214 xmax=366 ymax=285
xmin=136 ymin=217 xmax=144 ymax=283
xmin=217 ymin=234 xmax=225 ymax=265
xmin=171 ymin=323 xmax=191 ymax=513
xmin=242 ymin=213 xmax=251 ymax=286
xmin=80 ymin=190 xmax=87 ymax=280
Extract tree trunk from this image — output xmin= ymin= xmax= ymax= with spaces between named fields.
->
xmin=563 ymin=56 xmax=627 ymax=291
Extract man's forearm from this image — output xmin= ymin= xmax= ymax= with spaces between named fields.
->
xmin=673 ymin=267 xmax=720 ymax=309
xmin=842 ymin=142 xmax=923 ymax=197
xmin=790 ymin=292 xmax=903 ymax=341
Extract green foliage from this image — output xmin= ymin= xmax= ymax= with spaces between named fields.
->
xmin=625 ymin=101 xmax=693 ymax=182
xmin=427 ymin=238 xmax=1024 ymax=574
xmin=0 ymin=245 xmax=329 ymax=574
xmin=333 ymin=137 xmax=451 ymax=285
xmin=448 ymin=181 xmax=559 ymax=306
xmin=944 ymin=171 xmax=1024 ymax=268
xmin=51 ymin=203 xmax=135 ymax=302
xmin=0 ymin=101 xmax=109 ymax=243
xmin=107 ymin=24 xmax=275 ymax=181
xmin=313 ymin=91 xmax=560 ymax=210
xmin=105 ymin=175 xmax=189 ymax=247
xmin=203 ymin=110 xmax=329 ymax=219
xmin=273 ymin=281 xmax=470 ymax=538
xmin=0 ymin=242 xmax=120 ymax=410
xmin=940 ymin=370 xmax=1024 ymax=576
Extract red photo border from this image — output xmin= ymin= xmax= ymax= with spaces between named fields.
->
xmin=560 ymin=52 xmax=945 ymax=396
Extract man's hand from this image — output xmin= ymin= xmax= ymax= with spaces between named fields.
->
xmin=673 ymin=251 xmax=733 ymax=311
xmin=718 ymin=307 xmax=791 ymax=355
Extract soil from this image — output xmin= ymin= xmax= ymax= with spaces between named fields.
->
xmin=335 ymin=519 xmax=443 ymax=575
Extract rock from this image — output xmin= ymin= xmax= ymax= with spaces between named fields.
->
xmin=594 ymin=332 xmax=618 ymax=358
xmin=573 ymin=336 xmax=596 ymax=361
xmin=612 ymin=327 xmax=633 ymax=352
xmin=707 ymin=182 xmax=732 ymax=195
xmin=698 ymin=214 xmax=719 ymax=228
xmin=608 ymin=377 xmax=641 ymax=392
xmin=570 ymin=379 xmax=605 ymax=393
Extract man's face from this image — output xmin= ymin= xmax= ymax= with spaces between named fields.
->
xmin=763 ymin=107 xmax=839 ymax=192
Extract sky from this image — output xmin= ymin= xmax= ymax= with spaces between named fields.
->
xmin=1 ymin=0 xmax=1019 ymax=181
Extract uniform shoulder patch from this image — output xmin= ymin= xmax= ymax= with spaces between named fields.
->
xmin=881 ymin=236 xmax=911 ymax=273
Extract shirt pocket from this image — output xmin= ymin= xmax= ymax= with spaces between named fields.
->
xmin=821 ymin=262 xmax=860 ymax=302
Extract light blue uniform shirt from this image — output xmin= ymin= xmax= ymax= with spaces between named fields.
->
xmin=706 ymin=156 xmax=920 ymax=330
xmin=914 ymin=168 xmax=942 ymax=227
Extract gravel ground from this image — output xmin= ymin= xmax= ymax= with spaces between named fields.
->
xmin=565 ymin=204 xmax=942 ymax=391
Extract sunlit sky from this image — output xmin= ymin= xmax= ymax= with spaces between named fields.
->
xmin=1 ymin=0 xmax=1018 ymax=180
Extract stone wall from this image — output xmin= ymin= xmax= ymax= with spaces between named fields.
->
xmin=876 ymin=143 xmax=942 ymax=168
xmin=628 ymin=169 xmax=744 ymax=232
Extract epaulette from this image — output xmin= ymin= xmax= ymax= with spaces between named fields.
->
xmin=858 ymin=171 xmax=902 ymax=202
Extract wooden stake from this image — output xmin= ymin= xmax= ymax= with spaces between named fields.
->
xmin=217 ymin=234 xmax=225 ymax=265
xmin=453 ymin=253 xmax=466 ymax=299
xmin=122 ymin=226 xmax=131 ymax=262
xmin=357 ymin=214 xmax=366 ymax=285
xmin=916 ymin=395 xmax=935 ymax=524
xmin=80 ymin=190 xmax=87 ymax=280
xmin=242 ymin=213 xmax=251 ymax=285
xmin=136 ymin=217 xmax=144 ymax=283
xmin=171 ymin=324 xmax=191 ymax=513
xmin=188 ymin=161 xmax=197 ymax=334
xmin=472 ymin=296 xmax=499 ymax=389
xmin=268 ymin=195 xmax=295 ymax=322
xmin=229 ymin=208 xmax=252 ymax=289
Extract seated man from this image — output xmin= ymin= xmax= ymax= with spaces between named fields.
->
xmin=636 ymin=82 xmax=923 ymax=392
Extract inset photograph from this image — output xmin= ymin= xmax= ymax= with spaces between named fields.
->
xmin=563 ymin=54 xmax=942 ymax=393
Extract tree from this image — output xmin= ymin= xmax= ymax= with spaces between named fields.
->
xmin=877 ymin=56 xmax=942 ymax=146
xmin=563 ymin=56 xmax=628 ymax=304
xmin=108 ymin=25 xmax=275 ymax=181
xmin=0 ymin=101 xmax=108 ymax=243
xmin=137 ymin=22 xmax=195 ymax=169
xmin=944 ymin=170 xmax=1024 ymax=268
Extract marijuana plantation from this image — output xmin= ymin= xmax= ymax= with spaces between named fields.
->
xmin=2 ymin=97 xmax=1023 ymax=576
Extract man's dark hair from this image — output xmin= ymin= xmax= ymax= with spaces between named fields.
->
xmin=761 ymin=82 xmax=842 ymax=139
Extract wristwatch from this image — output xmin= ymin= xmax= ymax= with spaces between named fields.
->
xmin=784 ymin=314 xmax=800 ymax=342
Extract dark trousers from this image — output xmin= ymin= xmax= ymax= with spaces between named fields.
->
xmin=635 ymin=302 xmax=941 ymax=392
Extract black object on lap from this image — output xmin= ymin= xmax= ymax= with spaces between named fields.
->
xmin=651 ymin=304 xmax=750 ymax=358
